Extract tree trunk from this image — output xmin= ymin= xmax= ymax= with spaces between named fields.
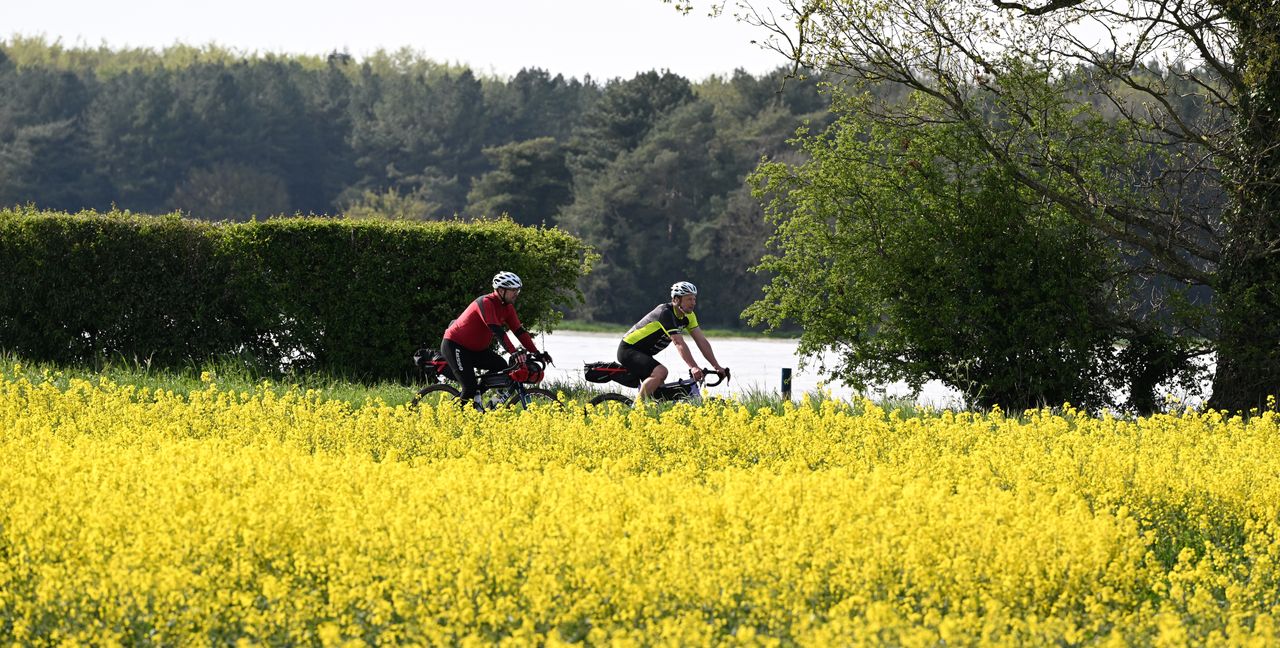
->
xmin=1207 ymin=3 xmax=1280 ymax=412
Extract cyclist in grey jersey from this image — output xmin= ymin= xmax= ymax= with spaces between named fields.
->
xmin=618 ymin=281 xmax=726 ymax=401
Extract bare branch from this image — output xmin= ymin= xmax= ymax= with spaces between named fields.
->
xmin=991 ymin=0 xmax=1087 ymax=16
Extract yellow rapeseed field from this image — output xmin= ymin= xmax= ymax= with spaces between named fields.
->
xmin=2 ymin=369 xmax=1280 ymax=646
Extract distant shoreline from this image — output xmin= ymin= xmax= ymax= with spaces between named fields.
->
xmin=550 ymin=319 xmax=796 ymax=341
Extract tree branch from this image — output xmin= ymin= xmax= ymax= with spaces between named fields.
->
xmin=991 ymin=0 xmax=1087 ymax=16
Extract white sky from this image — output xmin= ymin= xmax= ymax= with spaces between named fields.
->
xmin=6 ymin=0 xmax=787 ymax=81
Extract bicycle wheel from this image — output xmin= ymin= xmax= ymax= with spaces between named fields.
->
xmin=505 ymin=387 xmax=565 ymax=410
xmin=410 ymin=383 xmax=462 ymax=409
xmin=589 ymin=392 xmax=634 ymax=407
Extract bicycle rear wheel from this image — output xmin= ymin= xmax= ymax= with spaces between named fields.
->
xmin=589 ymin=392 xmax=634 ymax=407
xmin=505 ymin=387 xmax=565 ymax=410
xmin=410 ymin=383 xmax=463 ymax=409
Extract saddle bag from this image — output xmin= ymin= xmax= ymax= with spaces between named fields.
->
xmin=413 ymin=347 xmax=456 ymax=381
xmin=584 ymin=361 xmax=641 ymax=388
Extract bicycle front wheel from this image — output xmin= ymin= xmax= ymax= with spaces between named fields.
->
xmin=506 ymin=387 xmax=565 ymax=410
xmin=410 ymin=383 xmax=462 ymax=409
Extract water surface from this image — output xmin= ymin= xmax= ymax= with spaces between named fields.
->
xmin=538 ymin=330 xmax=965 ymax=406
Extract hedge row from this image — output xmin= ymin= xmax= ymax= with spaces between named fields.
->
xmin=0 ymin=207 xmax=594 ymax=380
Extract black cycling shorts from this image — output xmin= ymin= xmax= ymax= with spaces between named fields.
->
xmin=617 ymin=341 xmax=661 ymax=380
xmin=441 ymin=337 xmax=508 ymax=400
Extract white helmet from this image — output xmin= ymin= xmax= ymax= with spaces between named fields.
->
xmin=670 ymin=281 xmax=698 ymax=298
xmin=492 ymin=271 xmax=523 ymax=290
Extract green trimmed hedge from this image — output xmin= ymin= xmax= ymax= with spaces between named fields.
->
xmin=0 ymin=207 xmax=594 ymax=380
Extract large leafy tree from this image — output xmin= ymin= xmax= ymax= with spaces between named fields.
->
xmin=168 ymin=161 xmax=291 ymax=221
xmin=674 ymin=0 xmax=1278 ymax=410
xmin=557 ymin=72 xmax=701 ymax=322
xmin=746 ymin=92 xmax=1188 ymax=410
xmin=559 ymin=67 xmax=831 ymax=326
xmin=229 ymin=60 xmax=322 ymax=213
xmin=291 ymin=55 xmax=359 ymax=213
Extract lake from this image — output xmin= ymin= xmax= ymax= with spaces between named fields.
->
xmin=537 ymin=330 xmax=965 ymax=406
xmin=535 ymin=330 xmax=1214 ymax=408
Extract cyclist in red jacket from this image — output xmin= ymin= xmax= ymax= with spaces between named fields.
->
xmin=441 ymin=271 xmax=551 ymax=407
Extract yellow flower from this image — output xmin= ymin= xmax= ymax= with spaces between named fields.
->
xmin=3 ymin=372 xmax=1280 ymax=644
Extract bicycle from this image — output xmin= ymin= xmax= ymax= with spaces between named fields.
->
xmin=410 ymin=348 xmax=562 ymax=411
xmin=583 ymin=361 xmax=730 ymax=406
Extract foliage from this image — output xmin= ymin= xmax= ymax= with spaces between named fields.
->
xmin=560 ymin=102 xmax=733 ymax=323
xmin=565 ymin=71 xmax=697 ymax=182
xmin=1 ymin=37 xmax=831 ymax=331
xmin=338 ymin=187 xmax=440 ymax=222
xmin=169 ymin=161 xmax=291 ymax=221
xmin=347 ymin=67 xmax=488 ymax=218
xmin=556 ymin=69 xmax=831 ymax=326
xmin=465 ymin=137 xmax=572 ymax=226
xmin=746 ymin=91 xmax=1155 ymax=410
xmin=4 ymin=371 xmax=1280 ymax=643
xmin=0 ymin=207 xmax=594 ymax=380
xmin=668 ymin=0 xmax=1280 ymax=408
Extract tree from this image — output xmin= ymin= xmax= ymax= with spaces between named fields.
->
xmin=168 ymin=161 xmax=291 ymax=221
xmin=0 ymin=61 xmax=105 ymax=210
xmin=84 ymin=69 xmax=196 ymax=212
xmin=746 ymin=92 xmax=1178 ymax=410
xmin=231 ymin=60 xmax=323 ymax=213
xmin=566 ymin=71 xmax=696 ymax=182
xmin=688 ymin=68 xmax=832 ymax=328
xmin=559 ymin=101 xmax=733 ymax=323
xmin=291 ymin=55 xmax=358 ymax=214
xmin=348 ymin=64 xmax=490 ymax=218
xmin=484 ymin=68 xmax=600 ymax=143
xmin=465 ymin=137 xmax=572 ymax=226
xmin=674 ymin=0 xmax=1277 ymax=410
xmin=338 ymin=187 xmax=442 ymax=221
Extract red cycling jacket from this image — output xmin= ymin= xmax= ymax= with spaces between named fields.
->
xmin=443 ymin=292 xmax=538 ymax=354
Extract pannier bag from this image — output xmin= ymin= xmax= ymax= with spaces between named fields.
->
xmin=584 ymin=361 xmax=641 ymax=388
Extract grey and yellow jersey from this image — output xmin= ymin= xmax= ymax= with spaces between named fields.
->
xmin=621 ymin=303 xmax=700 ymax=355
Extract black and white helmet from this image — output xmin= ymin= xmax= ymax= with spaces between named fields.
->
xmin=670 ymin=281 xmax=698 ymax=298
xmin=492 ymin=271 xmax=523 ymax=290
